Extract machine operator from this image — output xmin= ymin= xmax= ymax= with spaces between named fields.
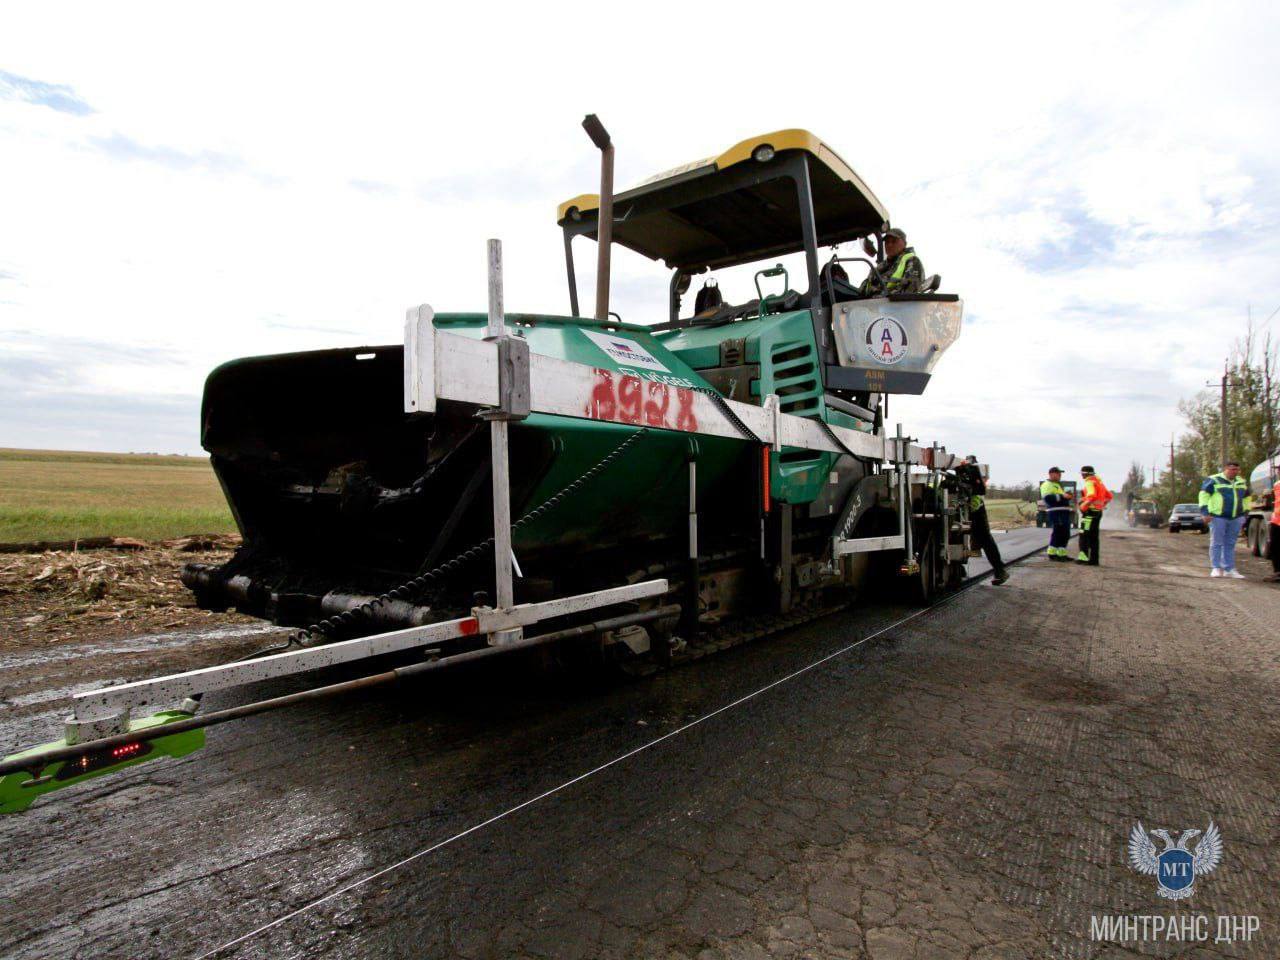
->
xmin=859 ymin=227 xmax=925 ymax=296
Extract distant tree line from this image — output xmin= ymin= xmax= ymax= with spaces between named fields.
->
xmin=987 ymin=482 xmax=1038 ymax=502
xmin=1137 ymin=318 xmax=1279 ymax=510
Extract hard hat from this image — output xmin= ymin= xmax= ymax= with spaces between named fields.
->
xmin=1081 ymin=465 xmax=1095 ymax=475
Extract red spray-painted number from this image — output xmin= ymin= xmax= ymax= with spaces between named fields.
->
xmin=586 ymin=368 xmax=617 ymax=420
xmin=617 ymin=375 xmax=643 ymax=424
xmin=675 ymin=386 xmax=698 ymax=432
xmin=643 ymin=381 xmax=670 ymax=426
xmin=585 ymin=368 xmax=698 ymax=433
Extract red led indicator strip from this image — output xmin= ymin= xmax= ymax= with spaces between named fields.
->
xmin=761 ymin=446 xmax=771 ymax=514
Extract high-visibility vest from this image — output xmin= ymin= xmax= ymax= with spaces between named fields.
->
xmin=885 ymin=251 xmax=919 ymax=291
xmin=1272 ymin=480 xmax=1280 ymax=527
xmin=1198 ymin=473 xmax=1250 ymax=518
xmin=1039 ymin=480 xmax=1072 ymax=513
xmin=1079 ymin=475 xmax=1112 ymax=512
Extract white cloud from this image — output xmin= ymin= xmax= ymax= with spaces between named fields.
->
xmin=1 ymin=0 xmax=1279 ymax=486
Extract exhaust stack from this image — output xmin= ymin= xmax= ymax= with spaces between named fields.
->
xmin=581 ymin=114 xmax=614 ymax=321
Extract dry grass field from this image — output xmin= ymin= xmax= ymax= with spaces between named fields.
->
xmin=984 ymin=497 xmax=1037 ymax=528
xmin=0 ymin=448 xmax=236 ymax=544
xmin=0 ymin=448 xmax=1036 ymax=545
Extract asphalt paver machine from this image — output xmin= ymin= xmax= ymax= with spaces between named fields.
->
xmin=2 ymin=121 xmax=986 ymax=812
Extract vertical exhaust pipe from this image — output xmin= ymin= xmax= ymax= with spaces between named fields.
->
xmin=582 ymin=114 xmax=614 ymax=321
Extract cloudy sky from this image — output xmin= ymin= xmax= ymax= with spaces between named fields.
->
xmin=2 ymin=1 xmax=1278 ymax=485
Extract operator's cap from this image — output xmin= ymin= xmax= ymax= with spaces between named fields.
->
xmin=884 ymin=227 xmax=907 ymax=242
xmin=1048 ymin=466 xmax=1062 ymax=473
xmin=1081 ymin=465 xmax=1095 ymax=475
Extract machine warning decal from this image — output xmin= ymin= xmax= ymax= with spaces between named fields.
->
xmin=865 ymin=316 xmax=909 ymax=365
xmin=581 ymin=329 xmax=670 ymax=372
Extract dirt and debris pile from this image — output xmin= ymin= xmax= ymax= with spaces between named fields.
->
xmin=0 ymin=535 xmax=252 ymax=649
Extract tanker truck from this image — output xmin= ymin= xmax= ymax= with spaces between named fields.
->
xmin=2 ymin=122 xmax=990 ymax=812
xmin=1245 ymin=449 xmax=1278 ymax=558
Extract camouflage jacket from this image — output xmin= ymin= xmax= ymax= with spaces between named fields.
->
xmin=860 ymin=247 xmax=925 ymax=295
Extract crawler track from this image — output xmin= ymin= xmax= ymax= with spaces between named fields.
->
xmin=627 ymin=532 xmax=1047 ymax=677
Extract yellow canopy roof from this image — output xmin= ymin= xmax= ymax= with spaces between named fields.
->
xmin=557 ymin=129 xmax=889 ymax=271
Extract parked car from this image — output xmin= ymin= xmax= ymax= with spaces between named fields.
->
xmin=1126 ymin=499 xmax=1162 ymax=528
xmin=1168 ymin=503 xmax=1207 ymax=533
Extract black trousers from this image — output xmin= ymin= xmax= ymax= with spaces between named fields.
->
xmin=1270 ymin=523 xmax=1280 ymax=574
xmin=1079 ymin=509 xmax=1102 ymax=564
xmin=970 ymin=506 xmax=1005 ymax=573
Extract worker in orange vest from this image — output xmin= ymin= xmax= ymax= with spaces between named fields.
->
xmin=1076 ymin=465 xmax=1113 ymax=566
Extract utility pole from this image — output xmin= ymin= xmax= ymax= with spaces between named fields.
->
xmin=1265 ymin=329 xmax=1276 ymax=462
xmin=1220 ymin=361 xmax=1229 ymax=467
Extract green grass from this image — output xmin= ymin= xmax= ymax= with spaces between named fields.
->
xmin=0 ymin=449 xmax=237 ymax=543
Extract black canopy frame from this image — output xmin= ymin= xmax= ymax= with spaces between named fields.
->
xmin=562 ymin=151 xmax=871 ymax=360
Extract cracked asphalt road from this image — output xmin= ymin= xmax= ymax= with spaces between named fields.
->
xmin=2 ymin=525 xmax=1277 ymax=959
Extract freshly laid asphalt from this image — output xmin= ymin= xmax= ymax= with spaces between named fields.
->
xmin=3 ymin=524 xmax=1277 ymax=959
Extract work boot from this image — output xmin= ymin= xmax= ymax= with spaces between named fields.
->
xmin=1075 ymin=553 xmax=1090 ymax=564
xmin=1264 ymin=572 xmax=1280 ymax=583
xmin=992 ymin=569 xmax=1009 ymax=585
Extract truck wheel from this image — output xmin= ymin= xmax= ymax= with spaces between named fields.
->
xmin=1249 ymin=518 xmax=1262 ymax=557
xmin=1169 ymin=526 xmax=1179 ymax=533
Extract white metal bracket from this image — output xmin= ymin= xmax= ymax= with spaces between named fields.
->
xmin=832 ymin=534 xmax=905 ymax=557
xmin=763 ymin=394 xmax=783 ymax=452
xmin=404 ymin=303 xmax=437 ymax=414
xmin=69 ymin=578 xmax=669 ymax=730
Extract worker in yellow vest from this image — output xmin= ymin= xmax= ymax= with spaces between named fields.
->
xmin=1040 ymin=467 xmax=1073 ymax=561
xmin=1199 ymin=461 xmax=1252 ymax=578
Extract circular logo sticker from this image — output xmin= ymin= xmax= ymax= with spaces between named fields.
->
xmin=864 ymin=317 xmax=909 ymax=365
